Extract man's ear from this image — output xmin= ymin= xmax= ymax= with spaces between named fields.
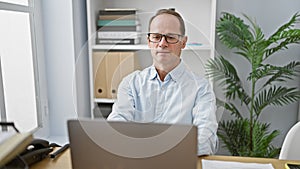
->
xmin=147 ymin=37 xmax=151 ymax=48
xmin=181 ymin=36 xmax=188 ymax=49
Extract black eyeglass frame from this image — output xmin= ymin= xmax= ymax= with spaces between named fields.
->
xmin=147 ymin=33 xmax=184 ymax=44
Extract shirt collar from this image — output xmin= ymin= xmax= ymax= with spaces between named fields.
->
xmin=149 ymin=65 xmax=158 ymax=80
xmin=149 ymin=61 xmax=185 ymax=82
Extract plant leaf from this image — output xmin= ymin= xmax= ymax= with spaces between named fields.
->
xmin=242 ymin=14 xmax=268 ymax=69
xmin=262 ymin=61 xmax=300 ymax=87
xmin=218 ymin=119 xmax=249 ymax=156
xmin=218 ymin=119 xmax=280 ymax=157
xmin=216 ymin=98 xmax=243 ymax=119
xmin=266 ymin=13 xmax=300 ymax=58
xmin=254 ymin=86 xmax=300 ymax=117
xmin=268 ymin=12 xmax=300 ymax=43
xmin=216 ymin=12 xmax=253 ymax=62
xmin=206 ymin=56 xmax=250 ymax=104
xmin=249 ymin=61 xmax=300 ymax=86
xmin=265 ymin=30 xmax=300 ymax=58
xmin=251 ymin=121 xmax=280 ymax=157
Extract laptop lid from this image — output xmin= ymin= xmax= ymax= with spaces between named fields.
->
xmin=67 ymin=119 xmax=197 ymax=169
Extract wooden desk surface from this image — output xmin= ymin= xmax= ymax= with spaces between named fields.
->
xmin=31 ymin=148 xmax=72 ymax=169
xmin=31 ymin=148 xmax=299 ymax=169
xmin=199 ymin=155 xmax=300 ymax=169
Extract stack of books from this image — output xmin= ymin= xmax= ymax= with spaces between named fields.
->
xmin=0 ymin=131 xmax=33 ymax=167
xmin=97 ymin=8 xmax=141 ymax=45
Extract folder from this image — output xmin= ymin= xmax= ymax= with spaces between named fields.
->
xmin=106 ymin=52 xmax=121 ymax=99
xmin=93 ymin=52 xmax=107 ymax=98
xmin=93 ymin=51 xmax=140 ymax=99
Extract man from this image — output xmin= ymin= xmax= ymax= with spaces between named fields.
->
xmin=107 ymin=9 xmax=218 ymax=155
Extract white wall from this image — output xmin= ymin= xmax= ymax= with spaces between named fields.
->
xmin=41 ymin=0 xmax=86 ymax=143
xmin=72 ymin=0 xmax=90 ymax=119
xmin=298 ymin=103 xmax=300 ymax=121
xmin=216 ymin=0 xmax=300 ymax=155
xmin=40 ymin=0 xmax=90 ymax=143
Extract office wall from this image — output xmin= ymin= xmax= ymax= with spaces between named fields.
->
xmin=72 ymin=0 xmax=90 ymax=118
xmin=299 ymin=103 xmax=300 ymax=121
xmin=41 ymin=0 xmax=89 ymax=143
xmin=216 ymin=0 xmax=300 ymax=154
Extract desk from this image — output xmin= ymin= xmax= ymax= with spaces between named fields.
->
xmin=199 ymin=155 xmax=300 ymax=169
xmin=31 ymin=148 xmax=299 ymax=169
xmin=31 ymin=148 xmax=72 ymax=169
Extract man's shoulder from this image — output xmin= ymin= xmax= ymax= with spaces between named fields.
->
xmin=182 ymin=68 xmax=208 ymax=83
xmin=179 ymin=62 xmax=207 ymax=81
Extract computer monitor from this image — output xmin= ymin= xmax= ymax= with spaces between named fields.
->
xmin=68 ymin=119 xmax=197 ymax=169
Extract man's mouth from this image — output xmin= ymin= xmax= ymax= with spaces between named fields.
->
xmin=156 ymin=50 xmax=170 ymax=54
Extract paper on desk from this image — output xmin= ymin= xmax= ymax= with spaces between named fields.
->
xmin=202 ymin=159 xmax=274 ymax=169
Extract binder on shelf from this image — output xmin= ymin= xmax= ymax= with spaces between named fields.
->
xmin=105 ymin=52 xmax=121 ymax=99
xmin=93 ymin=51 xmax=140 ymax=99
xmin=97 ymin=38 xmax=141 ymax=45
xmin=93 ymin=52 xmax=108 ymax=98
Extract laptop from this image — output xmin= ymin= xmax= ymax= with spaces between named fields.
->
xmin=67 ymin=119 xmax=198 ymax=169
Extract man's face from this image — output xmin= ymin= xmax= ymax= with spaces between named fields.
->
xmin=148 ymin=14 xmax=187 ymax=67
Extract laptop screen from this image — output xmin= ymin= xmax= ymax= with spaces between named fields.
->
xmin=68 ymin=119 xmax=197 ymax=169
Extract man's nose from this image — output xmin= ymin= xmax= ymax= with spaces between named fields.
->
xmin=159 ymin=36 xmax=168 ymax=46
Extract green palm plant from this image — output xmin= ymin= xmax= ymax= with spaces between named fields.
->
xmin=206 ymin=12 xmax=300 ymax=157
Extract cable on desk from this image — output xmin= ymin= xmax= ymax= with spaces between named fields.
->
xmin=49 ymin=143 xmax=70 ymax=159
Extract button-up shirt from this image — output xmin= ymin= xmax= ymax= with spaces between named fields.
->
xmin=107 ymin=61 xmax=218 ymax=155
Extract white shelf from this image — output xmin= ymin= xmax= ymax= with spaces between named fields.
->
xmin=185 ymin=44 xmax=212 ymax=50
xmin=87 ymin=0 xmax=217 ymax=116
xmin=92 ymin=44 xmax=149 ymax=50
xmin=92 ymin=44 xmax=211 ymax=51
xmin=94 ymin=98 xmax=116 ymax=103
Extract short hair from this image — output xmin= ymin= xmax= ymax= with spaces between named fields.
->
xmin=148 ymin=8 xmax=186 ymax=35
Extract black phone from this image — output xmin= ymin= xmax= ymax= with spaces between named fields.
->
xmin=20 ymin=139 xmax=54 ymax=166
xmin=286 ymin=163 xmax=300 ymax=169
xmin=1 ymin=139 xmax=54 ymax=169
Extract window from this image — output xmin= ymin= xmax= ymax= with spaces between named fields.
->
xmin=0 ymin=0 xmax=28 ymax=6
xmin=0 ymin=0 xmax=46 ymax=132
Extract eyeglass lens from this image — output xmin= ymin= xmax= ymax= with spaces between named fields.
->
xmin=148 ymin=33 xmax=181 ymax=44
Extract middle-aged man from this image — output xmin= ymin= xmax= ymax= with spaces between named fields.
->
xmin=107 ymin=8 xmax=218 ymax=156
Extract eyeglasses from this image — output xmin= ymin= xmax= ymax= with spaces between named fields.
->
xmin=147 ymin=33 xmax=183 ymax=44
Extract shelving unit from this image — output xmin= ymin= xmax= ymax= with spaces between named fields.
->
xmin=86 ymin=0 xmax=217 ymax=118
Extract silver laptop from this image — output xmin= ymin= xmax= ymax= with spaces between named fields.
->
xmin=67 ymin=119 xmax=197 ymax=169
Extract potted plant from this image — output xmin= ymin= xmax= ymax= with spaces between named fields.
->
xmin=206 ymin=12 xmax=300 ymax=157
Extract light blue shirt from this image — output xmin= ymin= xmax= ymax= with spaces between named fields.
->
xmin=107 ymin=61 xmax=218 ymax=155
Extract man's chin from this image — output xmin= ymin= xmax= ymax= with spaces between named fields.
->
xmin=155 ymin=57 xmax=174 ymax=65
